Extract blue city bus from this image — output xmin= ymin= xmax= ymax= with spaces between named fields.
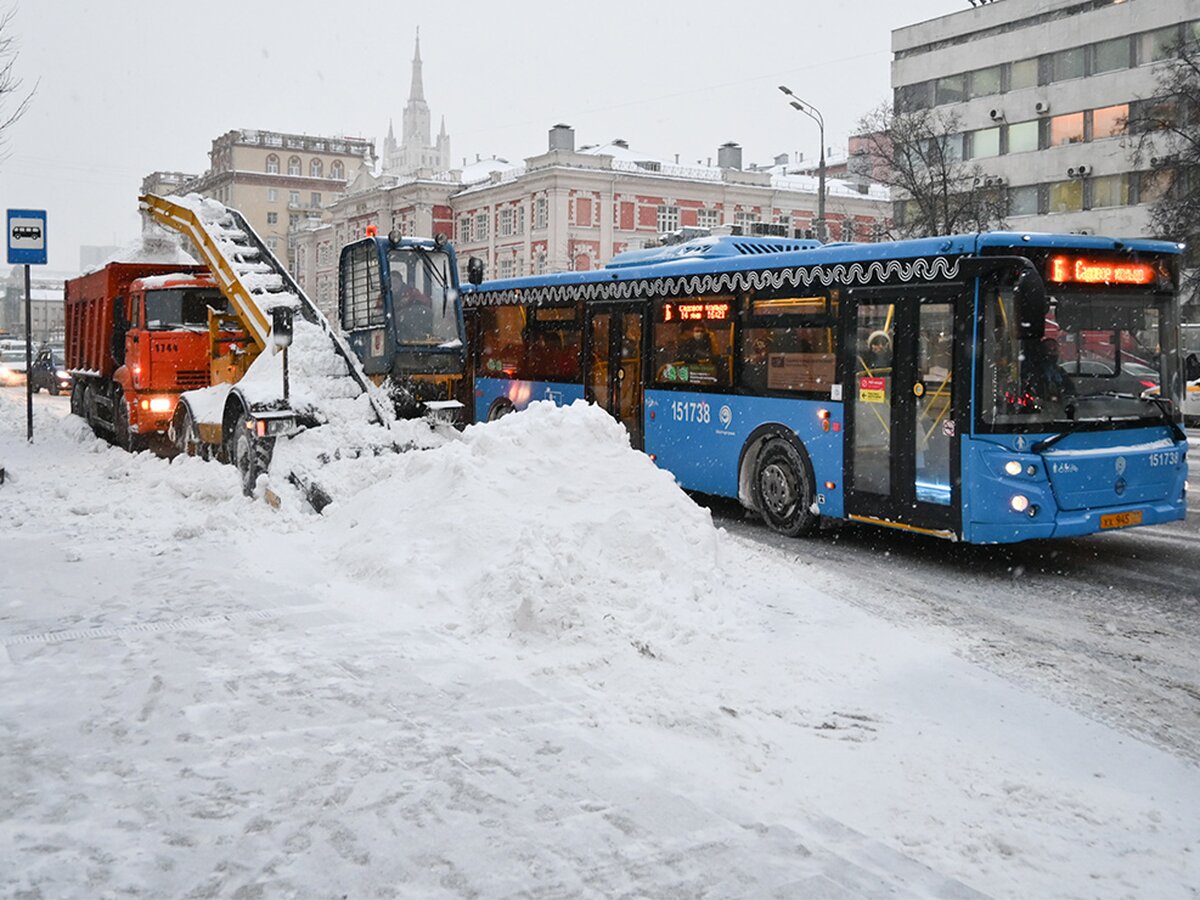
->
xmin=461 ymin=233 xmax=1188 ymax=543
xmin=338 ymin=229 xmax=468 ymax=416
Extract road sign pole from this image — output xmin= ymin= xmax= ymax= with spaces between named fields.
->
xmin=24 ymin=263 xmax=32 ymax=442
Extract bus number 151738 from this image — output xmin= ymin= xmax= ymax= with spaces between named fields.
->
xmin=670 ymin=400 xmax=711 ymax=424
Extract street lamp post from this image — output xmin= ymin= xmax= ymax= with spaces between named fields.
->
xmin=778 ymin=85 xmax=826 ymax=243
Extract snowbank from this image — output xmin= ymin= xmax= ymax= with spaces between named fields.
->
xmin=2 ymin=392 xmax=1199 ymax=898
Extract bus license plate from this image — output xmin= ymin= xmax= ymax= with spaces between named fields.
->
xmin=1100 ymin=511 xmax=1142 ymax=530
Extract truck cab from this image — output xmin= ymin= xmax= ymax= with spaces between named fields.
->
xmin=111 ymin=272 xmax=231 ymax=446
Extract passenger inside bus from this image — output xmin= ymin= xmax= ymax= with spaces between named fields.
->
xmin=678 ymin=323 xmax=717 ymax=364
xmin=1026 ymin=337 xmax=1073 ymax=402
xmin=866 ymin=330 xmax=892 ymax=371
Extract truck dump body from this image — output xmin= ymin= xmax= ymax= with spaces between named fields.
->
xmin=65 ymin=263 xmax=207 ymax=379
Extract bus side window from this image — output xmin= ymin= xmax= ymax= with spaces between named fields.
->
xmin=740 ymin=292 xmax=836 ymax=395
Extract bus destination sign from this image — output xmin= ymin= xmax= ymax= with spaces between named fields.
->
xmin=662 ymin=301 xmax=731 ymax=322
xmin=1048 ymin=255 xmax=1156 ymax=286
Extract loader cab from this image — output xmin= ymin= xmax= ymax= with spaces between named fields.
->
xmin=339 ymin=232 xmax=467 ymax=415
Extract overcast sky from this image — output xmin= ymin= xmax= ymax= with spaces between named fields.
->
xmin=0 ymin=0 xmax=961 ymax=273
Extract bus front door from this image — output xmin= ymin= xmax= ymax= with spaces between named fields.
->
xmin=844 ymin=291 xmax=961 ymax=537
xmin=585 ymin=304 xmax=645 ymax=450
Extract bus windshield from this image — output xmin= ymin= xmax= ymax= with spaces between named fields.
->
xmin=388 ymin=248 xmax=459 ymax=347
xmin=980 ymin=285 xmax=1180 ymax=429
xmin=144 ymin=288 xmax=226 ymax=331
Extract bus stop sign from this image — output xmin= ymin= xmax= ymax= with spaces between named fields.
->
xmin=7 ymin=209 xmax=47 ymax=265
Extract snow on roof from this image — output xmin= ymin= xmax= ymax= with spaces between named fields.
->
xmin=90 ymin=234 xmax=198 ymax=273
xmin=579 ymin=140 xmax=667 ymax=166
xmin=458 ymin=156 xmax=523 ymax=186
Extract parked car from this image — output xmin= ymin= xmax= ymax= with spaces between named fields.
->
xmin=29 ymin=346 xmax=73 ymax=395
xmin=0 ymin=346 xmax=28 ymax=386
xmin=1059 ymin=357 xmax=1160 ymax=397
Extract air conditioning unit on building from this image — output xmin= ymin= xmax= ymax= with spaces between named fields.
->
xmin=1067 ymin=165 xmax=1092 ymax=178
xmin=982 ymin=175 xmax=1007 ymax=187
xmin=989 ymin=108 xmax=1005 ymax=121
xmin=1035 ymin=100 xmax=1051 ymax=115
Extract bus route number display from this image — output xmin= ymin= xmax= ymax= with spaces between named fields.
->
xmin=662 ymin=301 xmax=730 ymax=323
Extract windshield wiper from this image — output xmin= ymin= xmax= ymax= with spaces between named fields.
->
xmin=1067 ymin=392 xmax=1186 ymax=441
xmin=412 ymin=246 xmax=452 ymax=316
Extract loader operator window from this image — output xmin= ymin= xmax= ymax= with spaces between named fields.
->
xmin=389 ymin=248 xmax=459 ymax=347
xmin=145 ymin=288 xmax=227 ymax=331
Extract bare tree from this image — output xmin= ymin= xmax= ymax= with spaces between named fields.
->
xmin=854 ymin=103 xmax=1007 ymax=239
xmin=1128 ymin=40 xmax=1200 ymax=304
xmin=0 ymin=7 xmax=34 ymax=151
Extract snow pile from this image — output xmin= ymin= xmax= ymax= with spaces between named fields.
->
xmin=4 ymin=392 xmax=1200 ymax=897
xmin=90 ymin=231 xmax=197 ymax=273
xmin=321 ymin=401 xmax=725 ymax=649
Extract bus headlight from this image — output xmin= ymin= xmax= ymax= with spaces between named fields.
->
xmin=1010 ymin=494 xmax=1030 ymax=513
xmin=1004 ymin=460 xmax=1023 ymax=476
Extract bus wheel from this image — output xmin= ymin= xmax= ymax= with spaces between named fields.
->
xmin=753 ymin=439 xmax=818 ymax=537
xmin=488 ymin=399 xmax=515 ymax=421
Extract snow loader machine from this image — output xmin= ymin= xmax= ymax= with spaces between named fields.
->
xmin=138 ymin=193 xmax=469 ymax=508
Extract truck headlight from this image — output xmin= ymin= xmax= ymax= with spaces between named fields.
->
xmin=148 ymin=397 xmax=172 ymax=413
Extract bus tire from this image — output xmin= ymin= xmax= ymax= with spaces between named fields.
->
xmin=752 ymin=438 xmax=819 ymax=537
xmin=488 ymin=398 xmax=515 ymax=421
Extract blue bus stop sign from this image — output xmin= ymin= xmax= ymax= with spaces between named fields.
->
xmin=7 ymin=209 xmax=47 ymax=265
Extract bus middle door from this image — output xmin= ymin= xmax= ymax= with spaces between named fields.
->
xmin=585 ymin=303 xmax=646 ymax=450
xmin=844 ymin=288 xmax=962 ymax=537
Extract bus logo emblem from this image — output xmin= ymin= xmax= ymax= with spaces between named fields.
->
xmin=1115 ymin=456 xmax=1126 ymax=475
xmin=718 ymin=405 xmax=732 ymax=428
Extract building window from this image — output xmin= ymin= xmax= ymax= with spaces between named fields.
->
xmin=458 ymin=216 xmax=471 ymax=242
xmin=534 ymin=252 xmax=547 ymax=275
xmin=968 ymin=65 xmax=1001 ymax=98
xmin=499 ymin=257 xmax=514 ymax=279
xmin=1049 ymin=112 xmax=1085 ymax=147
xmin=1147 ymin=25 xmax=1180 ymax=63
xmin=289 ymin=190 xmax=300 ymax=206
xmin=657 ymin=205 xmax=680 ymax=232
xmin=268 ymin=188 xmax=278 ymax=202
xmin=1092 ymin=36 xmax=1132 ymax=74
xmin=310 ymin=192 xmax=321 ymax=208
xmin=499 ymin=207 xmax=514 ymax=237
xmin=515 ymin=204 xmax=525 ymax=235
xmin=697 ymin=208 xmax=721 ymax=229
xmin=1008 ymin=58 xmax=1038 ymax=91
xmin=1007 ymin=120 xmax=1039 ymax=154
xmin=896 ymin=80 xmax=933 ymax=112
xmin=330 ymin=161 xmax=345 ymax=180
xmin=968 ymin=127 xmax=1000 ymax=159
xmin=266 ymin=154 xmax=280 ymax=175
xmin=935 ymin=74 xmax=966 ymax=105
xmin=287 ymin=156 xmax=302 ymax=176
xmin=535 ymin=196 xmax=548 ymax=230
xmin=475 ymin=212 xmax=489 ymax=241
xmin=1051 ymin=47 xmax=1085 ymax=82
xmin=267 ymin=212 xmax=279 ymax=225
xmin=1090 ymin=174 xmax=1130 ymax=209
xmin=289 ymin=214 xmax=300 ymax=228
xmin=1049 ymin=180 xmax=1084 ymax=213
xmin=1008 ymin=184 xmax=1039 ymax=217
xmin=267 ymin=237 xmax=278 ymax=251
xmin=1092 ymin=104 xmax=1128 ymax=139
xmin=310 ymin=159 xmax=323 ymax=178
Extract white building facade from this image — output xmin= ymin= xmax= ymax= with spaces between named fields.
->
xmin=891 ymin=0 xmax=1200 ymax=237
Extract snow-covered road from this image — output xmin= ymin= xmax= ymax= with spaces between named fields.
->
xmin=2 ymin=394 xmax=1198 ymax=898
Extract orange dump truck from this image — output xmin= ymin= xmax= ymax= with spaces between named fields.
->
xmin=64 ymin=263 xmax=239 ymax=450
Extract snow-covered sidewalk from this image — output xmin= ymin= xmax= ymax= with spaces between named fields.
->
xmin=2 ymin=397 xmax=1198 ymax=898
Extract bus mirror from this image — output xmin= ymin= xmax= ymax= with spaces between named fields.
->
xmin=467 ymin=256 xmax=484 ymax=286
xmin=1014 ymin=265 xmax=1047 ymax=340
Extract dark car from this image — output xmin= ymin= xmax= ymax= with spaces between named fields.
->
xmin=29 ymin=346 xmax=72 ymax=395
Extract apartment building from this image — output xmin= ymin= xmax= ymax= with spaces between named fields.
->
xmin=144 ymin=129 xmax=375 ymax=265
xmin=891 ymin=0 xmax=1200 ymax=236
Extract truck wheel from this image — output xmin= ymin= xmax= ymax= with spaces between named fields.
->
xmin=232 ymin=413 xmax=272 ymax=496
xmin=49 ymin=380 xmax=60 ymax=396
xmin=112 ymin=391 xmax=133 ymax=452
xmin=70 ymin=382 xmax=85 ymax=417
xmin=752 ymin=438 xmax=819 ymax=537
